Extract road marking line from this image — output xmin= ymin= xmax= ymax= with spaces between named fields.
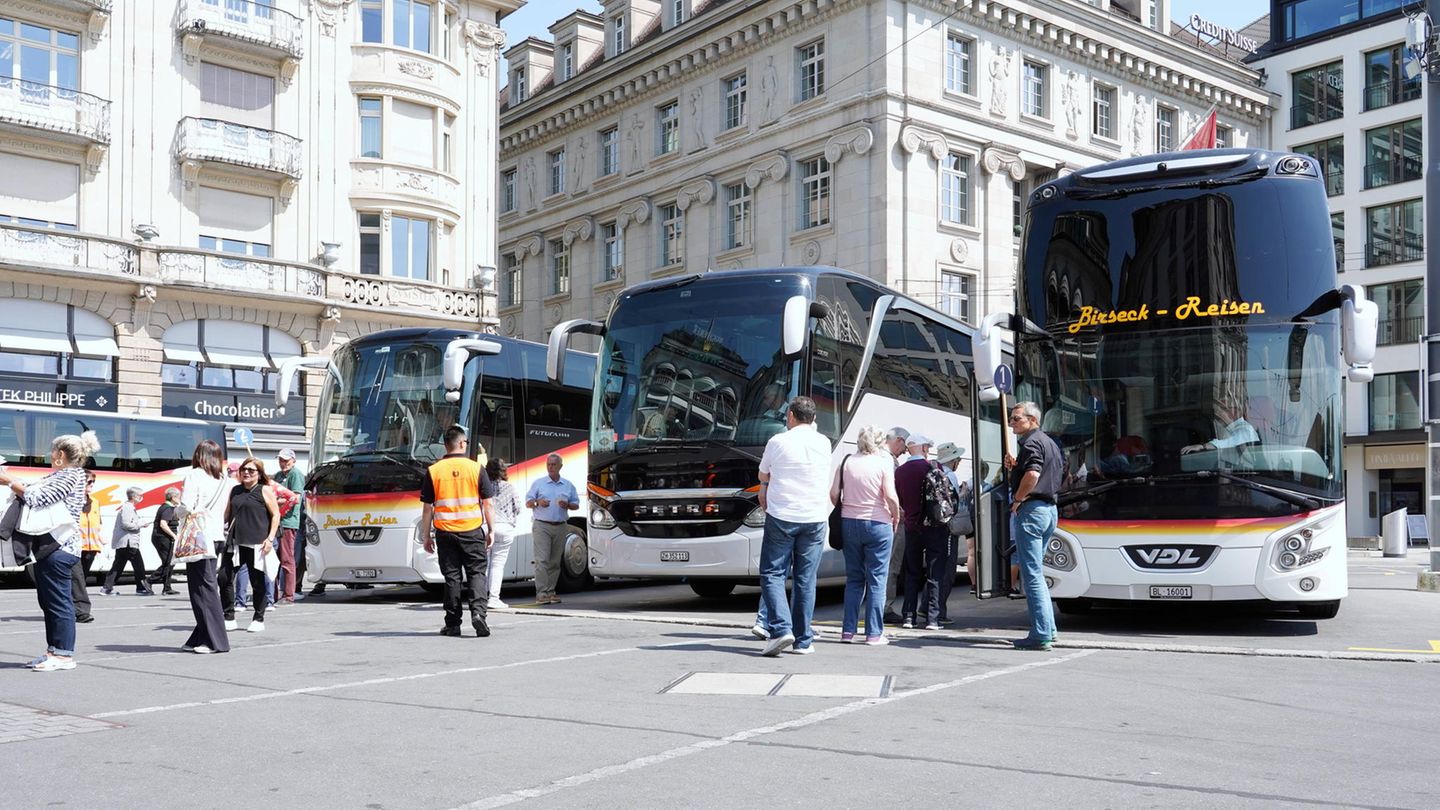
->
xmin=453 ymin=650 xmax=1097 ymax=810
xmin=88 ymin=638 xmax=698 ymax=719
xmin=1346 ymin=640 xmax=1440 ymax=654
xmin=0 ymin=604 xmax=400 ymax=637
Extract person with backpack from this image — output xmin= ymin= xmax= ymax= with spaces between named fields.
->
xmin=893 ymin=434 xmax=953 ymax=630
xmin=934 ymin=441 xmax=974 ymax=619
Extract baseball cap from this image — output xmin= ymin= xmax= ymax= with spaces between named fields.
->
xmin=278 ymin=448 xmax=296 ymax=461
xmin=885 ymin=426 xmax=910 ymax=442
xmin=935 ymin=442 xmax=964 ymax=464
xmin=906 ymin=433 xmax=934 ymax=448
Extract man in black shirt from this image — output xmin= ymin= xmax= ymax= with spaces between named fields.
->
xmin=1003 ymin=401 xmax=1061 ymax=650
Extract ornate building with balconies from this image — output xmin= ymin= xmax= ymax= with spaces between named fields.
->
xmin=0 ymin=0 xmax=516 ymax=460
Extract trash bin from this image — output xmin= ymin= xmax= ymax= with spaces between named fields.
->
xmin=1381 ymin=508 xmax=1408 ymax=558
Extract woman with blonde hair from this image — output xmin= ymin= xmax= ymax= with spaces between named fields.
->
xmin=830 ymin=424 xmax=902 ymax=645
xmin=179 ymin=440 xmax=230 ymax=653
xmin=0 ymin=430 xmax=101 ymax=671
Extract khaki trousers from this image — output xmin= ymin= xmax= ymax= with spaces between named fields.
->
xmin=531 ymin=520 xmax=570 ymax=598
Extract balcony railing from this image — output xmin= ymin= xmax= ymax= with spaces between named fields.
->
xmin=174 ymin=117 xmax=302 ymax=179
xmin=1366 ymin=237 xmax=1424 ymax=268
xmin=0 ymin=79 xmax=110 ymax=143
xmin=335 ymin=275 xmax=481 ymax=319
xmin=177 ymin=0 xmax=304 ymax=60
xmin=1290 ymin=99 xmax=1343 ymax=130
xmin=1321 ymin=165 xmax=1343 ymax=197
xmin=0 ymin=222 xmax=138 ymax=277
xmin=1377 ymin=316 xmax=1423 ymax=347
xmin=1364 ymin=79 xmax=1422 ymax=112
xmin=1363 ymin=157 xmax=1423 ymax=190
xmin=158 ymin=249 xmax=324 ymax=297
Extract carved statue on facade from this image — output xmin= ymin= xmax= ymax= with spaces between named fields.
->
xmin=1062 ymin=71 xmax=1082 ymax=139
xmin=988 ymin=46 xmax=1012 ymax=117
xmin=688 ymin=87 xmax=706 ymax=150
xmin=1130 ymin=95 xmax=1150 ymax=156
xmin=521 ymin=156 xmax=538 ymax=210
xmin=626 ymin=113 xmax=646 ymax=173
xmin=759 ymin=55 xmax=779 ymax=124
xmin=571 ymin=135 xmax=589 ymax=194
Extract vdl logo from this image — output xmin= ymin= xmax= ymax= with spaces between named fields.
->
xmin=1123 ymin=544 xmax=1217 ymax=570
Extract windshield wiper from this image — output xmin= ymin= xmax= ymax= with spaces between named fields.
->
xmin=341 ymin=450 xmax=428 ymax=471
xmin=614 ymin=438 xmax=761 ymax=463
xmin=1152 ymin=471 xmax=1322 ymax=511
xmin=1057 ymin=477 xmax=1149 ymax=506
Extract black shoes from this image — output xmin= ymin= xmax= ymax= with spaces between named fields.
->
xmin=76 ymin=615 xmax=94 ymax=624
xmin=472 ymin=620 xmax=491 ymax=638
xmin=162 ymin=588 xmax=179 ymax=595
xmin=439 ymin=626 xmax=462 ymax=637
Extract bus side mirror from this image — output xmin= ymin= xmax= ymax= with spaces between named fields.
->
xmin=782 ymin=295 xmax=810 ymax=357
xmin=274 ymin=356 xmax=336 ymax=413
xmin=973 ymin=312 xmax=1009 ymax=402
xmin=443 ymin=339 xmax=503 ymax=403
xmin=1340 ymin=284 xmax=1377 ymax=383
xmin=546 ymin=319 xmax=605 ymax=384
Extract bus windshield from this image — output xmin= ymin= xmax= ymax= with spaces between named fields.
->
xmin=594 ymin=274 xmax=806 ymax=454
xmin=316 ymin=340 xmax=476 ymax=466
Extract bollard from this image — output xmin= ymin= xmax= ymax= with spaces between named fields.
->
xmin=1381 ymin=508 xmax=1409 ymax=558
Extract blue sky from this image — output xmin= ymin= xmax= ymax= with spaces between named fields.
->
xmin=499 ymin=1 xmax=1268 ymax=72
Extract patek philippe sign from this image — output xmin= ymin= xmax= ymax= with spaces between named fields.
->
xmin=1190 ymin=14 xmax=1260 ymax=52
xmin=163 ymin=389 xmax=303 ymax=428
xmin=0 ymin=375 xmax=118 ymax=412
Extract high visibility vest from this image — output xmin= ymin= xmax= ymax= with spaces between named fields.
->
xmin=429 ymin=456 xmax=484 ymax=532
xmin=79 ymin=500 xmax=103 ymax=552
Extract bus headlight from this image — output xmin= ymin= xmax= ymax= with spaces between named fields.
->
xmin=590 ymin=505 xmax=616 ymax=530
xmin=303 ymin=514 xmax=320 ymax=547
xmin=1043 ymin=536 xmax=1077 ymax=572
xmin=1273 ymin=521 xmax=1329 ymax=572
xmin=743 ymin=506 xmax=766 ymax=528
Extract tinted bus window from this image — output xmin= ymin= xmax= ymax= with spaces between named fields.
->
xmin=130 ymin=421 xmax=222 ymax=473
xmin=0 ymin=410 xmax=31 ymax=462
xmin=29 ymin=412 xmax=126 ymax=471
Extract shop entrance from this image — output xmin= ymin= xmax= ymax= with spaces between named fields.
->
xmin=1378 ymin=467 xmax=1424 ymax=526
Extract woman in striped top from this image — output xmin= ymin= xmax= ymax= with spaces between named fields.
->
xmin=0 ymin=430 xmax=101 ymax=672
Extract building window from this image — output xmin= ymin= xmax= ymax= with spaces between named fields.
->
xmin=1290 ymin=61 xmax=1343 ymax=129
xmin=1092 ymin=83 xmax=1115 ymax=139
xmin=501 ymin=169 xmax=516 ymax=212
xmin=723 ymin=72 xmax=747 ymax=130
xmin=359 ymin=97 xmax=382 ymax=158
xmin=199 ymin=235 xmax=270 ymax=258
xmin=798 ymin=39 xmax=825 ymax=101
xmin=1155 ymin=105 xmax=1176 ymax=152
xmin=1364 ymin=119 xmax=1422 ymax=190
xmin=944 ymin=32 xmax=974 ymax=95
xmin=611 ymin=15 xmax=626 ymax=56
xmin=390 ymin=215 xmax=432 ymax=280
xmin=1366 ymin=199 xmax=1423 ymax=268
xmin=1022 ymin=59 xmax=1047 ymax=118
xmin=1371 ymin=279 xmax=1423 ymax=347
xmin=1 ymin=18 xmax=79 ymax=92
xmin=359 ymin=213 xmax=381 ymax=275
xmin=657 ymin=101 xmax=679 ymax=155
xmin=1282 ymin=0 xmax=1410 ymax=43
xmin=939 ymin=153 xmax=971 ymax=226
xmin=442 ymin=9 xmax=454 ymax=60
xmin=660 ymin=203 xmax=684 ymax=266
xmin=600 ymin=127 xmax=619 ymax=176
xmin=559 ymin=42 xmax=574 ymax=81
xmin=0 ymin=214 xmax=76 ymax=232
xmin=1369 ymin=372 xmax=1420 ymax=432
xmin=392 ymin=0 xmax=433 ymax=53
xmin=1215 ymin=124 xmax=1231 ymax=148
xmin=361 ymin=0 xmax=383 ymax=43
xmin=601 ymin=222 xmax=623 ymax=281
xmin=940 ymin=271 xmax=973 ymax=324
xmin=1365 ymin=44 xmax=1423 ymax=111
xmin=501 ymin=253 xmax=520 ymax=307
xmin=669 ymin=0 xmax=687 ymax=27
xmin=549 ymin=238 xmax=569 ymax=295
xmin=511 ymin=67 xmax=526 ymax=103
xmin=1332 ymin=211 xmax=1345 ymax=272
xmin=1294 ymin=136 xmax=1343 ymax=196
xmin=442 ymin=114 xmax=453 ymax=174
xmin=549 ymin=148 xmax=565 ymax=196
xmin=200 ymin=62 xmax=276 ymax=129
xmin=724 ymin=183 xmax=750 ymax=250
xmin=799 ymin=156 xmax=831 ymax=230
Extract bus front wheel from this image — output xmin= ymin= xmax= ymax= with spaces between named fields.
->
xmin=1297 ymin=600 xmax=1340 ymax=619
xmin=689 ymin=580 xmax=736 ymax=599
xmin=556 ymin=526 xmax=592 ymax=593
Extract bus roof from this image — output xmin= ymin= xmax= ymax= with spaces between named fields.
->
xmin=0 ymin=402 xmax=215 ymax=427
xmin=346 ymin=327 xmax=594 ymax=357
xmin=1036 ymin=147 xmax=1320 ymax=201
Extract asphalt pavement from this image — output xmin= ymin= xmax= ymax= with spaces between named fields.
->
xmin=0 ymin=550 xmax=1434 ymax=808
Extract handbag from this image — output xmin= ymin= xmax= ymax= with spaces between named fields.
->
xmin=173 ymin=477 xmax=229 ymax=564
xmin=948 ymin=482 xmax=975 ymax=537
xmin=827 ymin=454 xmax=851 ymax=551
xmin=20 ymin=500 xmax=76 ymax=539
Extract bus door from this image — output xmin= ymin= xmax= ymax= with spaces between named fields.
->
xmin=970 ymin=395 xmax=1011 ymax=598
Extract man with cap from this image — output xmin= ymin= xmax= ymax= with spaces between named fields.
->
xmin=273 ymin=448 xmax=305 ymax=606
xmin=893 ymin=434 xmax=948 ymax=629
xmin=934 ymin=441 xmax=971 ymax=620
xmin=881 ymin=426 xmax=910 ymax=622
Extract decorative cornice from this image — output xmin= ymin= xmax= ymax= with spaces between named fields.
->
xmin=823 ymin=125 xmax=874 ymax=164
xmin=464 ymin=21 xmax=506 ymax=76
xmin=616 ymin=198 xmax=651 ymax=229
xmin=982 ymin=147 xmax=1027 ymax=182
xmin=744 ymin=152 xmax=788 ymax=190
xmin=674 ymin=177 xmax=715 ymax=212
xmin=562 ymin=217 xmax=594 ymax=246
xmin=899 ymin=124 xmax=948 ymax=161
xmin=350 ymin=82 xmax=460 ymax=116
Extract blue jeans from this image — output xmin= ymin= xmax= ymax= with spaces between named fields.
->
xmin=841 ymin=518 xmax=892 ymax=637
xmin=1013 ymin=500 xmax=1058 ymax=642
xmin=35 ymin=550 xmax=79 ymax=657
xmin=759 ymin=515 xmax=826 ymax=648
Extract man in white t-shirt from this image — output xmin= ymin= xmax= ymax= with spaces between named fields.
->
xmin=756 ymin=396 xmax=833 ymax=656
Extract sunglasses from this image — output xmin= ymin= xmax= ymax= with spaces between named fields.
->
xmin=1008 ymin=415 xmax=1029 ymax=423
xmin=239 ymin=468 xmax=260 ymax=475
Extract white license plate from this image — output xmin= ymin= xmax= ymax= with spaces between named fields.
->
xmin=659 ymin=550 xmax=690 ymax=562
xmin=351 ymin=568 xmax=380 ymax=579
xmin=1149 ymin=585 xmax=1192 ymax=599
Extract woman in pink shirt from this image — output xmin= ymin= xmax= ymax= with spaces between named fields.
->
xmin=829 ymin=425 xmax=902 ymax=644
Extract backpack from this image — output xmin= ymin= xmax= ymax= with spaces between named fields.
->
xmin=948 ymin=481 xmax=975 ymax=537
xmin=921 ymin=462 xmax=957 ymax=528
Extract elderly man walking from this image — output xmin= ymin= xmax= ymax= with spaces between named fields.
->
xmin=527 ymin=453 xmax=580 ymax=605
xmin=1004 ymin=401 xmax=1062 ymax=650
xmin=757 ymin=396 xmax=833 ymax=657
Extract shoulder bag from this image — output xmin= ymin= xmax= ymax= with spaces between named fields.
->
xmin=827 ymin=454 xmax=851 ymax=550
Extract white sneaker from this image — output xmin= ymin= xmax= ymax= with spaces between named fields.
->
xmin=224 ymin=619 xmax=238 ymax=631
xmin=788 ymin=645 xmax=814 ymax=655
xmin=761 ymin=633 xmax=795 ymax=657
xmin=32 ymin=656 xmax=76 ymax=672
xmin=750 ymin=623 xmax=770 ymax=640
xmin=247 ymin=621 xmax=265 ymax=633
xmin=192 ymin=645 xmax=215 ymax=654
xmin=486 ymin=599 xmax=508 ymax=610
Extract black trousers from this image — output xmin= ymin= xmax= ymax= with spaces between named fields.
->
xmin=105 ymin=547 xmax=151 ymax=593
xmin=149 ymin=536 xmax=175 ymax=590
xmin=218 ymin=546 xmax=267 ymax=622
xmin=901 ymin=526 xmax=949 ymax=626
xmin=436 ymin=531 xmax=488 ymax=628
xmin=184 ymin=559 xmax=230 ymax=652
xmin=923 ymin=532 xmax=959 ymax=620
xmin=70 ymin=554 xmax=92 ymax=620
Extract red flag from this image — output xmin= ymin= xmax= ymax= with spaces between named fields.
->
xmin=1182 ymin=110 xmax=1218 ymax=151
